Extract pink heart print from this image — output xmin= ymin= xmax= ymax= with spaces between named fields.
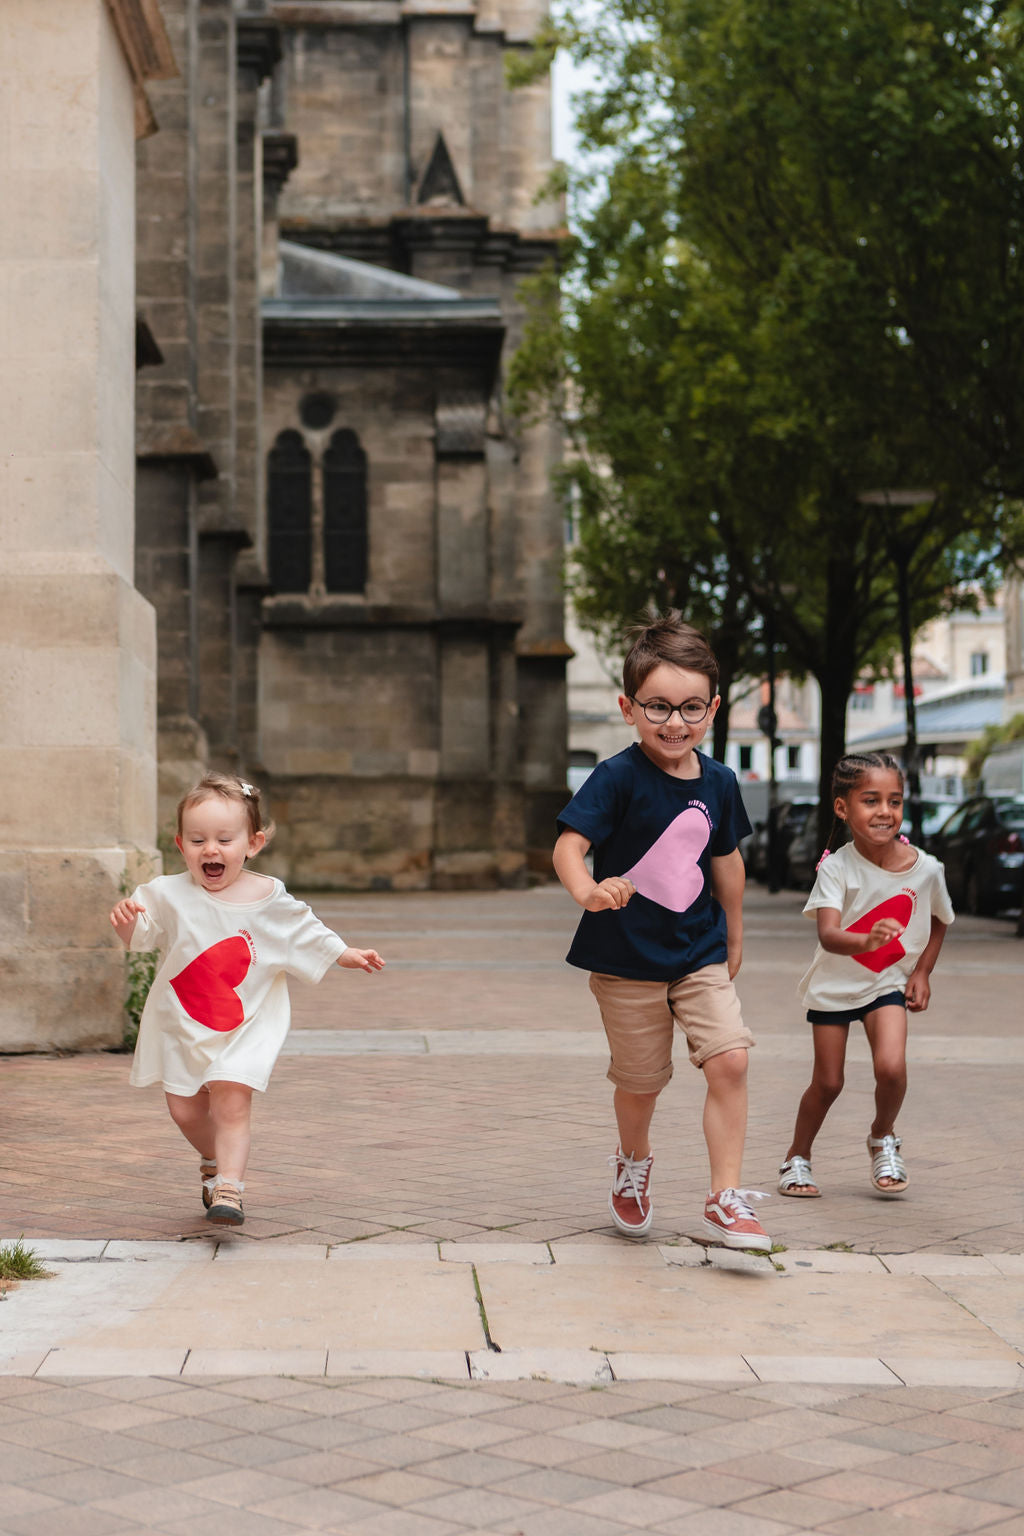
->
xmin=170 ymin=935 xmax=252 ymax=1031
xmin=624 ymin=806 xmax=712 ymax=913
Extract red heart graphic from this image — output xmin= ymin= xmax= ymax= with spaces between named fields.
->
xmin=170 ymin=936 xmax=252 ymax=1031
xmin=847 ymin=893 xmax=913 ymax=974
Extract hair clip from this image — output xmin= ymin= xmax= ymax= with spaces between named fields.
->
xmin=239 ymin=781 xmax=254 ymax=798
xmin=815 ymin=848 xmax=831 ymax=871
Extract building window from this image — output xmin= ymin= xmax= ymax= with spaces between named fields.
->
xmin=267 ymin=429 xmax=312 ymax=592
xmin=738 ymin=744 xmax=753 ymax=773
xmin=850 ymin=683 xmax=875 ymax=711
xmin=787 ymin=745 xmax=801 ymax=772
xmin=970 ymin=651 xmax=989 ymax=676
xmin=323 ymin=429 xmax=368 ymax=594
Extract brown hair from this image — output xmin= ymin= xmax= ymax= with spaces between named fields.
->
xmin=621 ymin=609 xmax=719 ymax=698
xmin=176 ymin=772 xmax=275 ymax=846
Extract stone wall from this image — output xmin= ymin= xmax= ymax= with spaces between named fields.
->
xmin=0 ymin=0 xmax=167 ymax=1049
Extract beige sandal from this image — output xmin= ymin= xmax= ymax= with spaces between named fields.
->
xmin=206 ymin=1179 xmax=245 ymax=1225
xmin=200 ymin=1158 xmax=217 ymax=1210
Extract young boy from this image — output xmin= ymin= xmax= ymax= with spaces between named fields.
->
xmin=553 ymin=613 xmax=770 ymax=1249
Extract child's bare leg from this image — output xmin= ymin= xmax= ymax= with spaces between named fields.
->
xmin=206 ymin=1081 xmax=253 ymax=1185
xmin=785 ymin=1025 xmax=849 ymax=1173
xmin=165 ymin=1088 xmax=215 ymax=1162
xmin=613 ymin=1088 xmax=658 ymax=1160
xmin=863 ymin=1005 xmax=908 ymax=1187
xmin=702 ymin=1047 xmax=748 ymax=1191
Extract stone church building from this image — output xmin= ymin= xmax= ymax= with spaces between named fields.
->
xmin=135 ymin=0 xmax=568 ymax=893
xmin=1 ymin=0 xmax=566 ymax=1052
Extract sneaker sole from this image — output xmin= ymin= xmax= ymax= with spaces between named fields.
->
xmin=702 ymin=1218 xmax=770 ymax=1252
xmin=206 ymin=1206 xmax=244 ymax=1225
xmin=609 ymin=1194 xmax=653 ymax=1237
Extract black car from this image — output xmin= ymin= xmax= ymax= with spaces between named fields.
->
xmin=745 ymin=799 xmax=818 ymax=884
xmin=929 ymin=795 xmax=1024 ymax=914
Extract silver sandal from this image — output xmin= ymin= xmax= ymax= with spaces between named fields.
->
xmin=778 ymin=1155 xmax=821 ymax=1198
xmin=867 ymin=1133 xmax=908 ymax=1193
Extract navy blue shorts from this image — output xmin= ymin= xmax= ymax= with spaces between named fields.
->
xmin=806 ymin=989 xmax=905 ymax=1026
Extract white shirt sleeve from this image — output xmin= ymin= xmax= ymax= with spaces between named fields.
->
xmin=802 ymin=851 xmax=854 ymax=916
xmin=128 ymin=881 xmax=167 ymax=952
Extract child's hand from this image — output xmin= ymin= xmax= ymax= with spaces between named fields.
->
xmin=860 ymin=918 xmax=903 ymax=953
xmin=583 ymin=876 xmax=635 ymax=912
xmin=109 ymin=898 xmax=145 ymax=945
xmin=726 ymin=936 xmax=742 ymax=980
xmin=338 ymin=948 xmax=385 ymax=974
xmin=905 ymin=969 xmax=930 ymax=1012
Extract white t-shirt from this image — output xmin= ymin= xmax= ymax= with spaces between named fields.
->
xmin=128 ymin=872 xmax=347 ymax=1094
xmin=798 ymin=843 xmax=954 ymax=1013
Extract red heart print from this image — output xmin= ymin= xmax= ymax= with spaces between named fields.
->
xmin=170 ymin=936 xmax=252 ymax=1031
xmin=847 ymin=893 xmax=913 ymax=974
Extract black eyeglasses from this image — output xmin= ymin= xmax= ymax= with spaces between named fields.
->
xmin=630 ymin=696 xmax=712 ymax=725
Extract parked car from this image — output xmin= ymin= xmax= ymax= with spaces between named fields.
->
xmin=745 ymin=800 xmax=818 ymax=884
xmin=929 ymin=795 xmax=1024 ymax=914
xmin=785 ymin=813 xmax=829 ymax=891
xmin=916 ymin=796 xmax=963 ymax=851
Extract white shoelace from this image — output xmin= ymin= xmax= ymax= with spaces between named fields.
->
xmin=714 ymin=1187 xmax=769 ymax=1220
xmin=609 ymin=1151 xmax=652 ymax=1206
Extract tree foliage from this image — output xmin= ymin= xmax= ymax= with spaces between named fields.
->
xmin=512 ymin=0 xmax=1024 ymax=803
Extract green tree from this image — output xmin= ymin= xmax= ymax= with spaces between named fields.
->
xmin=513 ymin=0 xmax=1024 ymax=820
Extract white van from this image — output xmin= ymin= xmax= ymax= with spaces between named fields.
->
xmin=980 ymin=742 xmax=1024 ymax=795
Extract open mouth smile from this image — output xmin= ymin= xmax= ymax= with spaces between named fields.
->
xmin=202 ymin=862 xmax=226 ymax=879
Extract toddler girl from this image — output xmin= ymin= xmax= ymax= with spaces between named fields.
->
xmin=777 ymin=751 xmax=953 ymax=1199
xmin=110 ymin=772 xmax=384 ymax=1225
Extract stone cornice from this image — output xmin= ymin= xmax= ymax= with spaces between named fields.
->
xmin=263 ymin=130 xmax=299 ymax=195
xmin=237 ymin=14 xmax=283 ymax=80
xmin=103 ymin=0 xmax=177 ymax=139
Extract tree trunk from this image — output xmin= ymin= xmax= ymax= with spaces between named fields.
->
xmin=712 ymin=628 xmax=740 ymax=762
xmin=813 ymin=557 xmax=858 ymax=849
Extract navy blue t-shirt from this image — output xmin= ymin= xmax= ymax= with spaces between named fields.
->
xmin=557 ymin=745 xmax=752 ymax=981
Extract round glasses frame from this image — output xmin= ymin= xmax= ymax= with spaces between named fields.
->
xmin=629 ymin=696 xmax=713 ymax=725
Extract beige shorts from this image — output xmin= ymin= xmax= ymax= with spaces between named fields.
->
xmin=589 ymin=965 xmax=755 ymax=1095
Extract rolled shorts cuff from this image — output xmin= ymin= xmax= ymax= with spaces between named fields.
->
xmin=690 ymin=1031 xmax=756 ymax=1069
xmin=605 ymin=1060 xmax=675 ymax=1095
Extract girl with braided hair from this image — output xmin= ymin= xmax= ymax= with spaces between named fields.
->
xmin=777 ymin=752 xmax=953 ymax=1199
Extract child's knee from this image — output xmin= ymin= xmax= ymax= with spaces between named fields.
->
xmin=874 ymin=1059 xmax=906 ymax=1094
xmin=702 ymin=1045 xmax=748 ymax=1090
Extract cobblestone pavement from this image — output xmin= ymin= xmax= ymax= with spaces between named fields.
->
xmin=0 ymin=882 xmax=1022 ymax=1532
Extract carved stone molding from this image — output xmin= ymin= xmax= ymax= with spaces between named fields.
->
xmin=237 ymin=14 xmax=284 ymax=81
xmin=103 ymin=0 xmax=177 ymax=138
xmin=263 ymin=130 xmax=299 ymax=195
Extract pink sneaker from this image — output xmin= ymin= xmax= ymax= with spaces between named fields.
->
xmin=608 ymin=1149 xmax=654 ymax=1236
xmin=703 ymin=1188 xmax=770 ymax=1251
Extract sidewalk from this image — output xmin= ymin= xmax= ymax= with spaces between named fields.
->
xmin=1 ymin=883 xmax=1022 ymax=1534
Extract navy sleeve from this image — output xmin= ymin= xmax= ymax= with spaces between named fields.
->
xmin=556 ymin=758 xmax=629 ymax=848
xmin=709 ymin=765 xmax=753 ymax=856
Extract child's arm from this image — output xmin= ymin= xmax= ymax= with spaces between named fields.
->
xmin=904 ymin=916 xmax=948 ymax=1012
xmin=553 ymin=828 xmax=635 ymax=911
xmin=816 ymin=906 xmax=903 ymax=956
xmin=711 ymin=849 xmax=745 ymax=979
xmin=337 ymin=948 xmax=385 ymax=974
xmin=109 ymin=898 xmax=146 ymax=948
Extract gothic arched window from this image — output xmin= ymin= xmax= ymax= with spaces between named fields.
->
xmin=267 ymin=429 xmax=312 ymax=593
xmin=323 ymin=428 xmax=368 ymax=594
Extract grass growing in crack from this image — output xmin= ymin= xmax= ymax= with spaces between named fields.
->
xmin=0 ymin=1239 xmax=51 ymax=1292
xmin=471 ymin=1266 xmax=500 ymax=1352
xmin=821 ymin=1240 xmax=855 ymax=1252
